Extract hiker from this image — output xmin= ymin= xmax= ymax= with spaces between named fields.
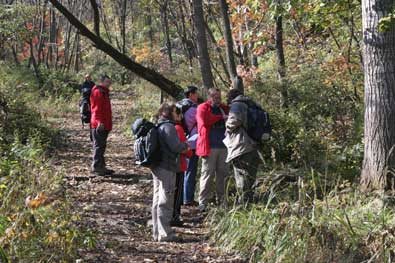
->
xmin=224 ymin=89 xmax=269 ymax=204
xmin=79 ymin=74 xmax=95 ymax=126
xmin=151 ymin=103 xmax=190 ymax=242
xmin=80 ymin=74 xmax=95 ymax=94
xmin=90 ymin=74 xmax=114 ymax=176
xmin=196 ymin=88 xmax=229 ymax=211
xmin=177 ymin=86 xmax=199 ymax=206
xmin=172 ymin=106 xmax=193 ymax=226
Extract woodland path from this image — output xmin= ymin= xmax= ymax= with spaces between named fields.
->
xmin=52 ymin=89 xmax=244 ymax=263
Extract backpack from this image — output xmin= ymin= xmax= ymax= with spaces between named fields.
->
xmin=233 ymin=99 xmax=272 ymax=142
xmin=132 ymin=118 xmax=168 ymax=167
xmin=176 ymin=99 xmax=197 ymax=135
xmin=79 ymin=81 xmax=95 ymax=126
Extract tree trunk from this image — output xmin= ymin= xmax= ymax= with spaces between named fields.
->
xmin=275 ymin=15 xmax=288 ymax=108
xmin=48 ymin=0 xmax=183 ymax=99
xmin=89 ymin=0 xmax=100 ymax=37
xmin=361 ymin=0 xmax=395 ymax=191
xmin=159 ymin=0 xmax=173 ymax=65
xmin=218 ymin=0 xmax=243 ymax=92
xmin=192 ymin=0 xmax=214 ymax=91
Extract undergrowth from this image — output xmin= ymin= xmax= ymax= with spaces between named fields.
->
xmin=0 ymin=63 xmax=94 ymax=262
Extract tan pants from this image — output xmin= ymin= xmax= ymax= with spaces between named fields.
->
xmin=199 ymin=148 xmax=229 ymax=206
xmin=151 ymin=167 xmax=176 ymax=241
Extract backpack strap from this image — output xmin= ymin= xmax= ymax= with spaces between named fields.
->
xmin=156 ymin=120 xmax=173 ymax=128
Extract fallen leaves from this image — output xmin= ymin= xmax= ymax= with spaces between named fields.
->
xmin=25 ymin=193 xmax=52 ymax=209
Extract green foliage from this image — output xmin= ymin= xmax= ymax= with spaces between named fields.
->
xmin=379 ymin=13 xmax=395 ymax=32
xmin=209 ymin=190 xmax=395 ymax=263
xmin=249 ymin=61 xmax=363 ymax=181
xmin=0 ymin=64 xmax=92 ymax=262
xmin=0 ymin=4 xmax=36 ymax=42
xmin=0 ymin=138 xmax=93 ymax=262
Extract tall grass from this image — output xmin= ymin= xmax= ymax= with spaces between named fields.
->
xmin=209 ymin=172 xmax=395 ymax=263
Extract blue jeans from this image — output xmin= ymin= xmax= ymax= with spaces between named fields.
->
xmin=183 ymin=152 xmax=199 ymax=204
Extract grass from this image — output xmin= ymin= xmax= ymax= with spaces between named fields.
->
xmin=208 ymin=170 xmax=395 ymax=263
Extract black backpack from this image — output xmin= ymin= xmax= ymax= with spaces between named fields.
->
xmin=132 ymin=118 xmax=169 ymax=167
xmin=176 ymin=99 xmax=197 ymax=135
xmin=79 ymin=81 xmax=95 ymax=126
xmin=233 ymin=99 xmax=272 ymax=142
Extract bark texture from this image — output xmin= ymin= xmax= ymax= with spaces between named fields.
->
xmin=361 ymin=0 xmax=395 ymax=190
xmin=192 ymin=0 xmax=214 ymax=91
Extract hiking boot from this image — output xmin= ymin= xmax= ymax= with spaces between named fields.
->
xmin=170 ymin=218 xmax=184 ymax=227
xmin=183 ymin=201 xmax=199 ymax=207
xmin=91 ymin=169 xmax=107 ymax=176
xmin=103 ymin=168 xmax=115 ymax=175
xmin=198 ymin=204 xmax=207 ymax=212
xmin=158 ymin=235 xmax=183 ymax=243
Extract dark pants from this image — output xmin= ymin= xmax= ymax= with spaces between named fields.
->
xmin=183 ymin=152 xmax=198 ymax=204
xmin=91 ymin=128 xmax=109 ymax=171
xmin=232 ymin=150 xmax=260 ymax=205
xmin=173 ymin=172 xmax=184 ymax=221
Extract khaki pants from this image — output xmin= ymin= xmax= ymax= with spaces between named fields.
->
xmin=199 ymin=148 xmax=229 ymax=206
xmin=151 ymin=166 xmax=176 ymax=241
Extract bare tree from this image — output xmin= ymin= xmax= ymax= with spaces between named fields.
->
xmin=218 ymin=0 xmax=243 ymax=91
xmin=192 ymin=0 xmax=214 ymax=91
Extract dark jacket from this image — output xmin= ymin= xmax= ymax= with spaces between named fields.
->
xmin=80 ymin=80 xmax=95 ymax=96
xmin=157 ymin=118 xmax=189 ymax=172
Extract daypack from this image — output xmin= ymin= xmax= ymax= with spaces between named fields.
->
xmin=233 ymin=99 xmax=272 ymax=142
xmin=132 ymin=118 xmax=168 ymax=167
xmin=79 ymin=81 xmax=95 ymax=126
xmin=176 ymin=99 xmax=197 ymax=135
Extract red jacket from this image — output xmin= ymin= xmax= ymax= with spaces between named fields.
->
xmin=90 ymin=85 xmax=112 ymax=131
xmin=196 ymin=101 xmax=229 ymax=157
xmin=175 ymin=124 xmax=193 ymax=172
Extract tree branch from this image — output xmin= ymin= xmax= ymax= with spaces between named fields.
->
xmin=48 ymin=0 xmax=183 ymax=99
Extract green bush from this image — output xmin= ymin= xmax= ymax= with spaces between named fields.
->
xmin=249 ymin=65 xmax=363 ymax=182
xmin=0 ymin=138 xmax=94 ymax=262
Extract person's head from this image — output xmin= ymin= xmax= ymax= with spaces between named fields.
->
xmin=99 ymin=74 xmax=112 ymax=88
xmin=184 ymin=86 xmax=198 ymax=103
xmin=226 ymin=89 xmax=244 ymax=105
xmin=85 ymin=74 xmax=91 ymax=81
xmin=208 ymin=88 xmax=222 ymax=106
xmin=156 ymin=102 xmax=177 ymax=121
xmin=173 ymin=106 xmax=183 ymax=123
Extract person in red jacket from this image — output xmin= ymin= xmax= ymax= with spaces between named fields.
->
xmin=90 ymin=74 xmax=114 ymax=176
xmin=172 ymin=106 xmax=193 ymax=226
xmin=196 ymin=88 xmax=229 ymax=211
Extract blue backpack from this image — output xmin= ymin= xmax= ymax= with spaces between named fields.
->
xmin=233 ymin=99 xmax=272 ymax=142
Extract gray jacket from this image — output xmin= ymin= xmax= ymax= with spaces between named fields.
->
xmin=223 ymin=95 xmax=257 ymax=162
xmin=157 ymin=118 xmax=189 ymax=172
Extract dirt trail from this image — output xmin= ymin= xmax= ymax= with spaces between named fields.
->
xmin=53 ymin=89 xmax=243 ymax=262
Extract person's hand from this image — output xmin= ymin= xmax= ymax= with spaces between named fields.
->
xmin=97 ymin=123 xmax=105 ymax=131
xmin=182 ymin=145 xmax=191 ymax=154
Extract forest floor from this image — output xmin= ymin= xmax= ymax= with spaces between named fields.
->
xmin=52 ymin=89 xmax=244 ymax=262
